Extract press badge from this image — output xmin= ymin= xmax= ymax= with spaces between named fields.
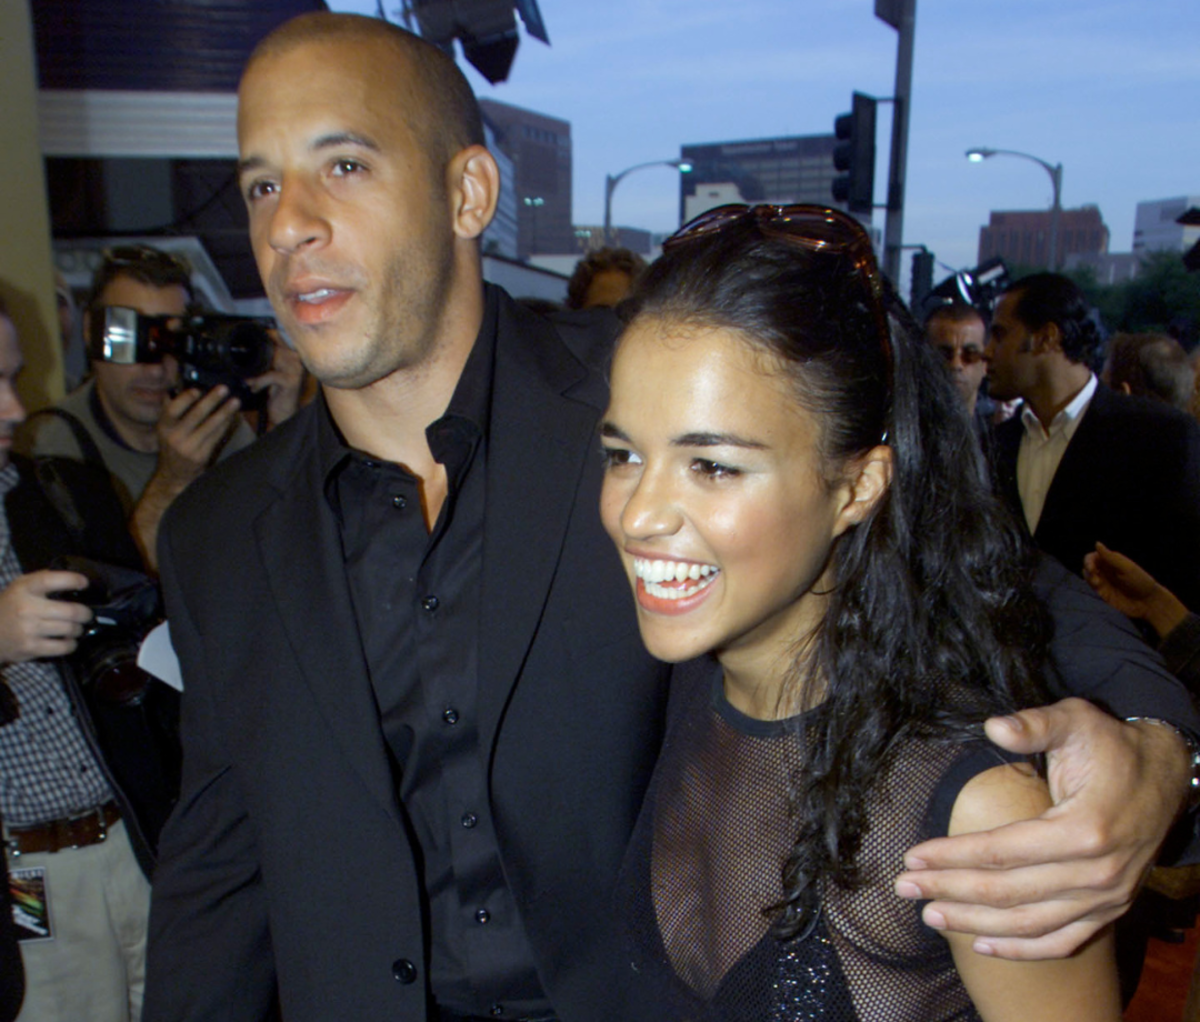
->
xmin=9 ymin=867 xmax=52 ymax=942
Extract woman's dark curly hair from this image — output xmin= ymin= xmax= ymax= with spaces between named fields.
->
xmin=620 ymin=216 xmax=1053 ymax=939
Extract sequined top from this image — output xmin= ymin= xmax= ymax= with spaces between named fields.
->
xmin=620 ymin=660 xmax=1011 ymax=1021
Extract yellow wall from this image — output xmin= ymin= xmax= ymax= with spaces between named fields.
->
xmin=0 ymin=1 xmax=63 ymax=412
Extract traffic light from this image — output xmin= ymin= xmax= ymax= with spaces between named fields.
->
xmin=832 ymin=92 xmax=877 ymax=215
xmin=911 ymin=249 xmax=934 ymax=310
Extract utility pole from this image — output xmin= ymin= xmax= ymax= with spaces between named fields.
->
xmin=876 ymin=0 xmax=916 ymax=284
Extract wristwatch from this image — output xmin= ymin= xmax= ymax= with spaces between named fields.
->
xmin=1126 ymin=716 xmax=1200 ymax=812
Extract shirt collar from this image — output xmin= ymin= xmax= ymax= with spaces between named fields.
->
xmin=1020 ymin=373 xmax=1097 ymax=443
xmin=317 ymin=284 xmax=499 ymax=498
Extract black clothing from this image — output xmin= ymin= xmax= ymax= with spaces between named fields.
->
xmin=324 ymin=290 xmax=548 ymax=1016
xmin=621 ymin=660 xmax=1009 ymax=1021
xmin=145 ymin=289 xmax=672 ymax=1022
xmin=3 ymin=454 xmax=172 ymax=875
xmin=992 ymin=385 xmax=1200 ymax=610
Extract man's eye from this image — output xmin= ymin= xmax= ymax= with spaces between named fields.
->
xmin=601 ymin=446 xmax=641 ymax=469
xmin=244 ymin=179 xmax=277 ymax=202
xmin=691 ymin=458 xmax=739 ymax=479
xmin=331 ymin=159 xmax=365 ymax=177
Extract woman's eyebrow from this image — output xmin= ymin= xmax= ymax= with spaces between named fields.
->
xmin=673 ymin=432 xmax=767 ymax=450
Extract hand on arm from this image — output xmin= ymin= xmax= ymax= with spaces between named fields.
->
xmin=132 ymin=386 xmax=240 ymax=571
xmin=943 ymin=761 xmax=1120 ymax=1021
xmin=0 ymin=570 xmax=92 ymax=663
xmin=1082 ymin=542 xmax=1190 ymax=641
xmin=894 ymin=698 xmax=1190 ymax=960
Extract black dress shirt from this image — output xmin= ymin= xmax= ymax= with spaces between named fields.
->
xmin=320 ymin=288 xmax=552 ymax=1019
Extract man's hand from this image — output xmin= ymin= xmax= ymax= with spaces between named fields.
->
xmin=132 ymin=386 xmax=241 ymax=572
xmin=0 ymin=570 xmax=92 ymax=663
xmin=1083 ymin=542 xmax=1189 ymax=640
xmin=247 ymin=333 xmax=306 ymax=429
xmin=154 ymin=386 xmax=242 ymax=493
xmin=894 ymin=698 xmax=1189 ymax=959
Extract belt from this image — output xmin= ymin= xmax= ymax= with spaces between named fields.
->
xmin=5 ymin=802 xmax=120 ymax=856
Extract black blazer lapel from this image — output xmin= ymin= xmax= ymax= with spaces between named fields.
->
xmin=254 ymin=428 xmax=398 ymax=820
xmin=476 ymin=301 xmax=611 ymax=750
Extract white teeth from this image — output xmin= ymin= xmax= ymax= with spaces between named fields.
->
xmin=297 ymin=288 xmax=335 ymax=303
xmin=632 ymin=558 xmax=718 ymax=596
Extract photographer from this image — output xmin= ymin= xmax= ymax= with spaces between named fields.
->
xmin=18 ymin=245 xmax=305 ymax=570
xmin=0 ymin=293 xmax=167 ymax=1022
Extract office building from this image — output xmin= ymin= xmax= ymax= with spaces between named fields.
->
xmin=679 ymin=134 xmax=852 ymax=224
xmin=478 ymin=98 xmax=573 ymax=259
xmin=1133 ymin=197 xmax=1200 ymax=255
xmin=978 ymin=206 xmax=1109 ymax=269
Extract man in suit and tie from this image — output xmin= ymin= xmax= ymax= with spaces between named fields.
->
xmin=141 ymin=16 xmax=1200 ymax=1021
xmin=985 ymin=272 xmax=1200 ymax=610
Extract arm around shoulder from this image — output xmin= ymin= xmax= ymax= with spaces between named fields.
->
xmin=944 ymin=762 xmax=1121 ymax=1022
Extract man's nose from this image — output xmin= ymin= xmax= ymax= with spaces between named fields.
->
xmin=268 ymin=178 xmax=331 ymax=256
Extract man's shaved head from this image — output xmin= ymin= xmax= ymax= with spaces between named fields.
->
xmin=247 ymin=13 xmax=484 ymax=168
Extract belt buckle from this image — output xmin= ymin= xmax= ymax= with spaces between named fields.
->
xmin=70 ymin=804 xmax=110 ymax=850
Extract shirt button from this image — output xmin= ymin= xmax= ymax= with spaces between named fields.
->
xmin=475 ymin=908 xmax=490 ymax=924
xmin=422 ymin=595 xmax=439 ymax=612
xmin=392 ymin=494 xmax=407 ymax=509
xmin=461 ymin=812 xmax=478 ymax=829
xmin=442 ymin=707 xmax=459 ymax=725
xmin=392 ymin=958 xmax=417 ymax=984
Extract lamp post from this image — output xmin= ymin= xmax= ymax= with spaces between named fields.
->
xmin=522 ymin=196 xmax=544 ymax=256
xmin=603 ymin=159 xmax=693 ymax=243
xmin=966 ymin=147 xmax=1064 ymax=270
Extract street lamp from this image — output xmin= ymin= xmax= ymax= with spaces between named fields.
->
xmin=523 ymin=196 xmax=544 ymax=255
xmin=966 ymin=147 xmax=1064 ymax=270
xmin=603 ymin=159 xmax=693 ymax=243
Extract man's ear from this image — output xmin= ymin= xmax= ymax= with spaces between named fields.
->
xmin=1032 ymin=320 xmax=1062 ymax=355
xmin=834 ymin=444 xmax=893 ymax=535
xmin=447 ymin=145 xmax=500 ymax=241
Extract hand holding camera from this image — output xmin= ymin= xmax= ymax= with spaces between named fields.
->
xmin=156 ymin=383 xmax=242 ymax=494
xmin=0 ymin=570 xmax=93 ymax=664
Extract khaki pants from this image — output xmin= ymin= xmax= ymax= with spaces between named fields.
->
xmin=7 ymin=818 xmax=149 ymax=1022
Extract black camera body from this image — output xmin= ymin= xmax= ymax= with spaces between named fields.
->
xmin=88 ymin=305 xmax=274 ymax=405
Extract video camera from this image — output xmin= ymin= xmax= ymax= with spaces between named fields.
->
xmin=918 ymin=257 xmax=1011 ymax=323
xmin=87 ymin=306 xmax=275 ymax=405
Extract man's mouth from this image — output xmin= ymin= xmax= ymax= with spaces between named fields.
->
xmin=296 ymin=288 xmax=338 ymax=304
xmin=633 ymin=557 xmax=719 ymax=601
xmin=284 ymin=283 xmax=354 ymax=325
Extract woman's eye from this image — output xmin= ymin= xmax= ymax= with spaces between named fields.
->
xmin=601 ymin=446 xmax=642 ymax=469
xmin=691 ymin=458 xmax=739 ymax=479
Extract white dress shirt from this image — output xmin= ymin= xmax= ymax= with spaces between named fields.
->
xmin=1016 ymin=374 xmax=1098 ymax=534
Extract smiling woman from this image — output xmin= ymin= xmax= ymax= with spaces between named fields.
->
xmin=601 ymin=205 xmax=1122 ymax=1021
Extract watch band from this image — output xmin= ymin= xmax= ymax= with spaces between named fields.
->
xmin=1125 ymin=716 xmax=1200 ymax=812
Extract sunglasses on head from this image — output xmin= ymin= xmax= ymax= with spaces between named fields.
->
xmin=662 ymin=204 xmax=893 ymax=387
xmin=101 ymin=245 xmax=191 ymax=278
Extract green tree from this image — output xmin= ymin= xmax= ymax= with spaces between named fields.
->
xmin=1062 ymin=251 xmax=1200 ymax=346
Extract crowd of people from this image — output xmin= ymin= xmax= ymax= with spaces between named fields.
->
xmin=0 ymin=11 xmax=1199 ymax=1022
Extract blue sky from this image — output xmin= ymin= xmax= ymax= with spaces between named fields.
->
xmin=330 ymin=0 xmax=1199 ymax=285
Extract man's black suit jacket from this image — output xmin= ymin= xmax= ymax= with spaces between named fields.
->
xmin=143 ymin=291 xmax=671 ymax=1022
xmin=992 ymin=383 xmax=1200 ymax=611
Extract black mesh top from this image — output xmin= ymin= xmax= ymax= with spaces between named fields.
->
xmin=620 ymin=659 xmax=1018 ymax=1021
